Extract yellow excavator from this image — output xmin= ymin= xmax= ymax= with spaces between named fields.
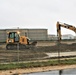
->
xmin=56 ymin=21 xmax=76 ymax=41
xmin=6 ymin=31 xmax=37 ymax=50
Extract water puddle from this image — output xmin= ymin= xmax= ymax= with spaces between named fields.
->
xmin=22 ymin=68 xmax=76 ymax=75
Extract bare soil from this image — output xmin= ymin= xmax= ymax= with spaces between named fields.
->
xmin=0 ymin=41 xmax=76 ymax=75
xmin=0 ymin=41 xmax=76 ymax=63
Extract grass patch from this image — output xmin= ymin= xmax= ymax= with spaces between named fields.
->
xmin=0 ymin=59 xmax=76 ymax=70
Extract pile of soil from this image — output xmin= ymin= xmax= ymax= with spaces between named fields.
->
xmin=35 ymin=43 xmax=76 ymax=52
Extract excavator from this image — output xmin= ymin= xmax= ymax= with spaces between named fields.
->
xmin=56 ymin=21 xmax=76 ymax=41
xmin=6 ymin=31 xmax=37 ymax=50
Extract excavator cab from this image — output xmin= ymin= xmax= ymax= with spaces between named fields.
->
xmin=7 ymin=32 xmax=19 ymax=43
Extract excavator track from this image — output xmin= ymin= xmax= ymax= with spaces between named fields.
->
xmin=6 ymin=41 xmax=37 ymax=50
xmin=6 ymin=43 xmax=17 ymax=50
xmin=6 ymin=44 xmax=28 ymax=50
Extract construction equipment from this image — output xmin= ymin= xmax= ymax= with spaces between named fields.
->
xmin=56 ymin=21 xmax=76 ymax=41
xmin=6 ymin=31 xmax=37 ymax=50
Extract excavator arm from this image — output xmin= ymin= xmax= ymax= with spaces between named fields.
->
xmin=56 ymin=21 xmax=76 ymax=41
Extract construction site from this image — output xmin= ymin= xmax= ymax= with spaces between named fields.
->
xmin=0 ymin=22 xmax=76 ymax=63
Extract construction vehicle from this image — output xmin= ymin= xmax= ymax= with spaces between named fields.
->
xmin=56 ymin=21 xmax=76 ymax=41
xmin=6 ymin=31 xmax=37 ymax=50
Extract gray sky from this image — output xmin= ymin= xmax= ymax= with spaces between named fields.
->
xmin=0 ymin=0 xmax=76 ymax=35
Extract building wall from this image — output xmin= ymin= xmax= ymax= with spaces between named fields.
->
xmin=48 ymin=35 xmax=57 ymax=40
xmin=62 ymin=34 xmax=74 ymax=39
xmin=28 ymin=29 xmax=47 ymax=40
xmin=0 ymin=30 xmax=6 ymax=42
xmin=0 ymin=29 xmax=47 ymax=42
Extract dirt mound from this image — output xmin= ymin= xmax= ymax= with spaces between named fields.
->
xmin=35 ymin=43 xmax=76 ymax=52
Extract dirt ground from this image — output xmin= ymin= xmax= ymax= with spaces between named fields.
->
xmin=0 ymin=41 xmax=76 ymax=63
xmin=0 ymin=41 xmax=76 ymax=75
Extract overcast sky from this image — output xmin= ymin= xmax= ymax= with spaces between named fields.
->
xmin=0 ymin=0 xmax=76 ymax=35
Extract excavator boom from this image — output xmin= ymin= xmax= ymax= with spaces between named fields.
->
xmin=56 ymin=21 xmax=76 ymax=41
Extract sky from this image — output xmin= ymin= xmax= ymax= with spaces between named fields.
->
xmin=0 ymin=0 xmax=76 ymax=35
